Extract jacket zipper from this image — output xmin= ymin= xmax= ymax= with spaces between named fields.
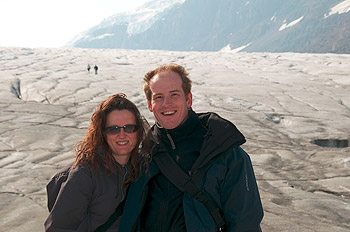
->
xmin=165 ymin=130 xmax=176 ymax=150
xmin=121 ymin=165 xmax=128 ymax=200
xmin=165 ymin=130 xmax=193 ymax=176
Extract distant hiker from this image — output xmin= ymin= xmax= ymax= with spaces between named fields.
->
xmin=94 ymin=65 xmax=98 ymax=74
xmin=87 ymin=64 xmax=91 ymax=73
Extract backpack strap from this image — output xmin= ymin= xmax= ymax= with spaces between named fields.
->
xmin=153 ymin=152 xmax=226 ymax=231
xmin=94 ymin=198 xmax=126 ymax=232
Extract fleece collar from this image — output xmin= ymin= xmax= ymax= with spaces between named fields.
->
xmin=151 ymin=110 xmax=246 ymax=171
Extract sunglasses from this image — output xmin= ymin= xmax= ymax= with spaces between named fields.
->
xmin=104 ymin=124 xmax=138 ymax=135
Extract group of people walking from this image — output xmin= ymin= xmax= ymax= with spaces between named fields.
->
xmin=44 ymin=64 xmax=264 ymax=232
xmin=87 ymin=64 xmax=98 ymax=74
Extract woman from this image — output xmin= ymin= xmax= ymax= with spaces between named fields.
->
xmin=45 ymin=93 xmax=149 ymax=232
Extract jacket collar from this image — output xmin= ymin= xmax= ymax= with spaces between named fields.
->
xmin=194 ymin=111 xmax=246 ymax=170
xmin=150 ymin=110 xmax=246 ymax=170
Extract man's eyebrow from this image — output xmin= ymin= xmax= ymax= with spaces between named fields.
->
xmin=152 ymin=90 xmax=181 ymax=96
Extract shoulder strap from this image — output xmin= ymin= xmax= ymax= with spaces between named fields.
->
xmin=94 ymin=198 xmax=126 ymax=232
xmin=153 ymin=152 xmax=226 ymax=231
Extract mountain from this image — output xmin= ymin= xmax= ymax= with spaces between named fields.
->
xmin=68 ymin=0 xmax=350 ymax=54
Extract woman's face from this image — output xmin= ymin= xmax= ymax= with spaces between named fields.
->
xmin=104 ymin=109 xmax=138 ymax=165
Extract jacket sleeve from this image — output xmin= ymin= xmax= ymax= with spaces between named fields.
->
xmin=44 ymin=166 xmax=93 ymax=232
xmin=221 ymin=147 xmax=263 ymax=232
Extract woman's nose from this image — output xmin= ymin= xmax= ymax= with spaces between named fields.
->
xmin=118 ymin=128 xmax=127 ymax=137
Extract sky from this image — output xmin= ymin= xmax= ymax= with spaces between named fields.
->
xmin=0 ymin=0 xmax=150 ymax=48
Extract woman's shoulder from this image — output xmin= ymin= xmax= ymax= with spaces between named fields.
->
xmin=48 ymin=161 xmax=92 ymax=185
xmin=67 ymin=162 xmax=98 ymax=181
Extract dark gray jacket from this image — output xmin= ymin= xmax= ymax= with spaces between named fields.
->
xmin=119 ymin=111 xmax=263 ymax=232
xmin=44 ymin=160 xmax=130 ymax=232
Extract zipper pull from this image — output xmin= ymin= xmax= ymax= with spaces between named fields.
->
xmin=165 ymin=130 xmax=176 ymax=150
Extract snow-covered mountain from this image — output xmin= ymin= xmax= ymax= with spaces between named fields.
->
xmin=68 ymin=0 xmax=350 ymax=53
xmin=66 ymin=0 xmax=185 ymax=48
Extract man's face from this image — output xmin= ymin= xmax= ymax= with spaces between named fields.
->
xmin=147 ymin=71 xmax=192 ymax=129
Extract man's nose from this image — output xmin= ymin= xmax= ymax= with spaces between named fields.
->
xmin=163 ymin=96 xmax=172 ymax=106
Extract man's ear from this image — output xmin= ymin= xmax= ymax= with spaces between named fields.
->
xmin=187 ymin=92 xmax=192 ymax=108
xmin=147 ymin=100 xmax=153 ymax=112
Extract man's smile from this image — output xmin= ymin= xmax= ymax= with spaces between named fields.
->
xmin=162 ymin=111 xmax=176 ymax=116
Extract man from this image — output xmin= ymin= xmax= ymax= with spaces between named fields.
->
xmin=119 ymin=64 xmax=263 ymax=232
xmin=94 ymin=64 xmax=98 ymax=74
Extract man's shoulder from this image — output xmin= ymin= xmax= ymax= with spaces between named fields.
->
xmin=197 ymin=111 xmax=246 ymax=147
xmin=219 ymin=146 xmax=250 ymax=163
xmin=197 ymin=111 xmax=234 ymax=127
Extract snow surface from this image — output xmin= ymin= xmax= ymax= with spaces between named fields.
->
xmin=93 ymin=33 xmax=114 ymax=40
xmin=95 ymin=0 xmax=185 ymax=36
xmin=279 ymin=16 xmax=304 ymax=31
xmin=324 ymin=0 xmax=350 ymax=18
xmin=126 ymin=0 xmax=186 ymax=35
xmin=221 ymin=43 xmax=252 ymax=53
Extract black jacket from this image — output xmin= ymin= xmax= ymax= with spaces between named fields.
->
xmin=119 ymin=111 xmax=263 ymax=232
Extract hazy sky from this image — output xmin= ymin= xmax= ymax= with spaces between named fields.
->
xmin=0 ymin=0 xmax=149 ymax=48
